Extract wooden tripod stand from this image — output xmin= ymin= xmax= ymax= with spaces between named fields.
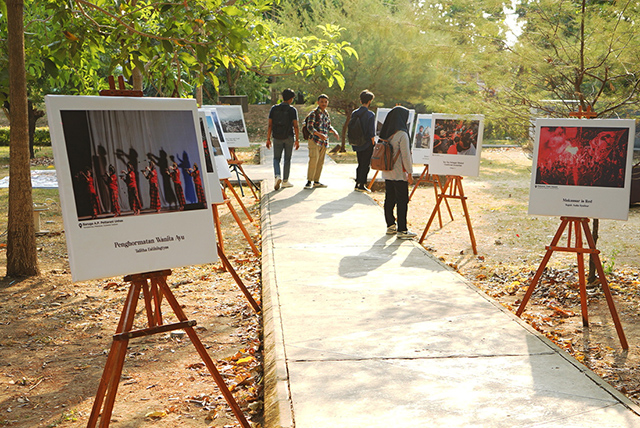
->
xmin=228 ymin=148 xmax=259 ymax=200
xmin=418 ymin=175 xmax=478 ymax=255
xmin=87 ymin=270 xmax=251 ymax=428
xmin=515 ymin=217 xmax=628 ymax=350
xmin=408 ymin=165 xmax=454 ymax=228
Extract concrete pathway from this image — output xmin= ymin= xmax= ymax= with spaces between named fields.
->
xmin=244 ymin=143 xmax=640 ymax=428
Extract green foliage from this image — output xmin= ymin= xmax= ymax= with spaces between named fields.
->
xmin=0 ymin=127 xmax=50 ymax=146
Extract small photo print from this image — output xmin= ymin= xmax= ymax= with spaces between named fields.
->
xmin=413 ymin=116 xmax=432 ymax=150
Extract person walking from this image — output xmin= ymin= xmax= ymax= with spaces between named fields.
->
xmin=266 ymin=88 xmax=300 ymax=190
xmin=379 ymin=106 xmax=415 ymax=240
xmin=351 ymin=90 xmax=376 ymax=192
xmin=304 ymin=94 xmax=339 ymax=189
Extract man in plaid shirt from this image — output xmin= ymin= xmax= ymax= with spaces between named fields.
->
xmin=304 ymin=94 xmax=340 ymax=189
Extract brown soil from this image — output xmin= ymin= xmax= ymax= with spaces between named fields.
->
xmin=0 ymin=158 xmax=263 ymax=428
xmin=372 ymin=147 xmax=640 ymax=406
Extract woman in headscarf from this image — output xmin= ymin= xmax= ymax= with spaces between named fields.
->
xmin=379 ymin=106 xmax=415 ymax=239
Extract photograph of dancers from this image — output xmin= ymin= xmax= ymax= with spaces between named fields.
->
xmin=535 ymin=125 xmax=630 ymax=188
xmin=188 ymin=163 xmax=207 ymax=205
xmin=58 ymin=108 xmax=209 ymax=221
xmin=167 ymin=162 xmax=185 ymax=211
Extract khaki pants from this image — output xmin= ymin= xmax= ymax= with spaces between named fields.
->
xmin=307 ymin=141 xmax=327 ymax=182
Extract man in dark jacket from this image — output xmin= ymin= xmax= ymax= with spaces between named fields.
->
xmin=351 ymin=90 xmax=376 ymax=192
xmin=266 ymin=89 xmax=299 ymax=190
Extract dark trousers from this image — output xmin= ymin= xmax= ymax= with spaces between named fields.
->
xmin=355 ymin=144 xmax=374 ymax=186
xmin=384 ymin=180 xmax=409 ymax=232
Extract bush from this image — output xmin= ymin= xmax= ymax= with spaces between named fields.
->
xmin=0 ymin=127 xmax=51 ymax=146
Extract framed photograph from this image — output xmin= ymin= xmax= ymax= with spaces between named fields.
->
xmin=198 ymin=110 xmax=231 ymax=183
xmin=529 ymin=118 xmax=635 ymax=220
xmin=429 ymin=114 xmax=484 ymax=176
xmin=412 ymin=114 xmax=432 ymax=164
xmin=45 ymin=95 xmax=218 ymax=281
xmin=202 ymin=105 xmax=250 ymax=148
xmin=201 ymin=109 xmax=232 ymax=180
xmin=375 ymin=107 xmax=416 ymax=139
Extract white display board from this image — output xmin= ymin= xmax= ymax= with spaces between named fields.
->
xmin=375 ymin=107 xmax=416 ymax=139
xmin=529 ymin=118 xmax=635 ymax=220
xmin=198 ymin=110 xmax=231 ymax=182
xmin=412 ymin=114 xmax=432 ymax=164
xmin=45 ymin=95 xmax=218 ymax=281
xmin=202 ymin=105 xmax=250 ymax=148
xmin=429 ymin=114 xmax=484 ymax=177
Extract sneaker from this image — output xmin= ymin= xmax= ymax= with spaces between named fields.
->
xmin=360 ymin=186 xmax=372 ymax=193
xmin=274 ymin=177 xmax=282 ymax=190
xmin=397 ymin=230 xmax=417 ymax=240
xmin=304 ymin=181 xmax=314 ymax=189
xmin=313 ymin=182 xmax=327 ymax=188
xmin=281 ymin=180 xmax=293 ymax=188
xmin=386 ymin=225 xmax=397 ymax=235
xmin=355 ymin=186 xmax=365 ymax=193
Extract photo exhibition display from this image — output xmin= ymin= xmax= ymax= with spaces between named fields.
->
xmin=428 ymin=114 xmax=484 ymax=177
xmin=201 ymin=105 xmax=250 ymax=148
xmin=45 ymin=95 xmax=219 ymax=281
xmin=197 ymin=110 xmax=232 ymax=185
xmin=528 ymin=118 xmax=635 ymax=221
xmin=412 ymin=114 xmax=432 ymax=164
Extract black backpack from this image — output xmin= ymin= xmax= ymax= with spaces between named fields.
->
xmin=271 ymin=104 xmax=291 ymax=140
xmin=347 ymin=112 xmax=366 ymax=147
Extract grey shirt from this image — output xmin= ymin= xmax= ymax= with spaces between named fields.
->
xmin=382 ymin=131 xmax=413 ymax=181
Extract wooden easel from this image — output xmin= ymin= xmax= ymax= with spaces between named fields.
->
xmin=408 ymin=165 xmax=454 ymax=228
xmin=89 ymin=78 xmax=251 ymax=428
xmin=418 ymin=175 xmax=478 ymax=255
xmin=515 ymin=217 xmax=628 ymax=349
xmin=517 ymin=104 xmax=628 ymax=350
xmin=228 ymin=148 xmax=259 ymax=200
xmin=212 ymin=196 xmax=260 ymax=257
xmin=367 ymin=170 xmax=379 ymax=191
xmin=222 ymin=178 xmax=255 ymax=224
xmin=87 ymin=270 xmax=251 ymax=428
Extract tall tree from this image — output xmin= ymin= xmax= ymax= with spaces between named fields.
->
xmin=5 ymin=0 xmax=39 ymax=277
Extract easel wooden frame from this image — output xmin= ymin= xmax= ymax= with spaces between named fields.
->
xmin=408 ymin=165 xmax=454 ymax=228
xmin=516 ymin=105 xmax=628 ymax=350
xmin=515 ymin=217 xmax=628 ymax=350
xmin=212 ymin=190 xmax=260 ymax=257
xmin=88 ymin=78 xmax=251 ymax=428
xmin=222 ymin=178 xmax=255 ymax=224
xmin=228 ymin=148 xmax=259 ymax=200
xmin=418 ymin=175 xmax=478 ymax=255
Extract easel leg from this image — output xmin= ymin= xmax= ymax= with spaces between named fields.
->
xmin=516 ymin=218 xmax=570 ymax=317
xmin=223 ymin=178 xmax=254 ymax=224
xmin=409 ymin=165 xmax=429 ymax=201
xmin=226 ymin=199 xmax=260 ymax=256
xmin=367 ymin=170 xmax=379 ymax=191
xmin=574 ymin=221 xmax=589 ymax=326
xmin=217 ymin=244 xmax=261 ymax=313
xmin=88 ymin=283 xmax=141 ymax=428
xmin=456 ymin=178 xmax=478 ymax=255
xmin=212 ymin=203 xmax=225 ymax=255
xmin=419 ymin=176 xmax=452 ymax=244
xmin=581 ymin=221 xmax=628 ymax=349
xmin=156 ymin=279 xmax=251 ymax=428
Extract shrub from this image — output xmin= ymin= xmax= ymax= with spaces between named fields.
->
xmin=0 ymin=127 xmax=51 ymax=146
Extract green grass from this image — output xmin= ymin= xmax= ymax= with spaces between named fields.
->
xmin=0 ymin=146 xmax=54 ymax=167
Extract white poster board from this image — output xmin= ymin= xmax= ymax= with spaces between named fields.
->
xmin=429 ymin=114 xmax=484 ymax=177
xmin=202 ymin=105 xmax=250 ymax=148
xmin=529 ymin=118 xmax=635 ymax=220
xmin=45 ymin=95 xmax=218 ymax=281
xmin=375 ymin=107 xmax=416 ymax=139
xmin=412 ymin=114 xmax=432 ymax=164
xmin=198 ymin=110 xmax=231 ymax=182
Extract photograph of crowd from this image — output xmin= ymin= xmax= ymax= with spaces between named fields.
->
xmin=61 ymin=109 xmax=208 ymax=221
xmin=215 ymin=105 xmax=246 ymax=133
xmin=432 ymin=118 xmax=480 ymax=155
xmin=535 ymin=125 xmax=630 ymax=188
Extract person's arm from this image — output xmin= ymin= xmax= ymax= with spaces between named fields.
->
xmin=292 ymin=119 xmax=300 ymax=150
xmin=400 ymin=132 xmax=413 ymax=181
xmin=266 ymin=118 xmax=273 ymax=149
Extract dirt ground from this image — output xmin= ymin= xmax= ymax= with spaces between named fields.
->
xmin=369 ymin=147 xmax=640 ymax=406
xmin=0 ymin=154 xmax=263 ymax=428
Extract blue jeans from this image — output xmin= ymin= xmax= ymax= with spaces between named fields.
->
xmin=273 ymin=137 xmax=294 ymax=180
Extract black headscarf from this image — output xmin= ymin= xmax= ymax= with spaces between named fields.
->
xmin=379 ymin=106 xmax=410 ymax=140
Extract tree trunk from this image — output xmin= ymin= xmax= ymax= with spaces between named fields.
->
xmin=340 ymin=109 xmax=351 ymax=153
xmin=132 ymin=66 xmax=143 ymax=91
xmin=6 ymin=0 xmax=39 ymax=277
xmin=28 ymin=101 xmax=45 ymax=159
